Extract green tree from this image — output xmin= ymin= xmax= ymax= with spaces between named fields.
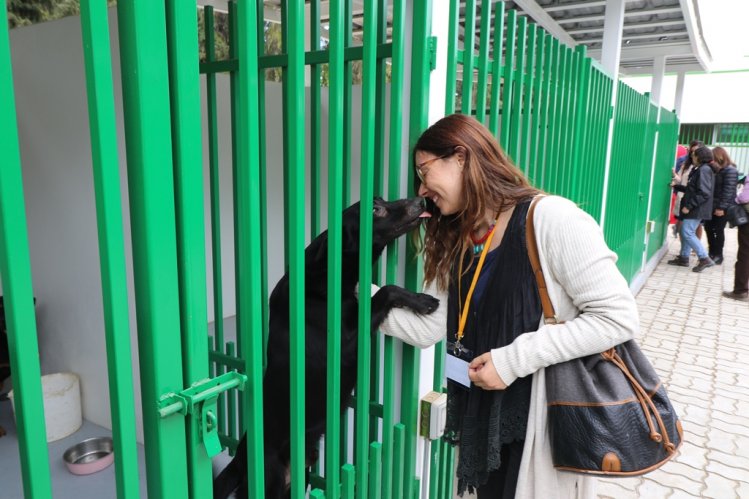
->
xmin=7 ymin=0 xmax=116 ymax=29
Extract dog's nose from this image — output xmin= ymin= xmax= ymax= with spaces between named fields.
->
xmin=419 ymin=197 xmax=427 ymax=209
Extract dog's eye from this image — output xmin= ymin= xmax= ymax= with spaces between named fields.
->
xmin=373 ymin=205 xmax=388 ymax=217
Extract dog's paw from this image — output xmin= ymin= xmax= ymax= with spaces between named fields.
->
xmin=410 ymin=293 xmax=439 ymax=314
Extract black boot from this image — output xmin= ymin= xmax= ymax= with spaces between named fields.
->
xmin=692 ymin=257 xmax=715 ymax=273
xmin=667 ymin=256 xmax=689 ymax=267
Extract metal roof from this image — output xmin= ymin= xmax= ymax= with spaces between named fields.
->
xmin=506 ymin=0 xmax=738 ymax=75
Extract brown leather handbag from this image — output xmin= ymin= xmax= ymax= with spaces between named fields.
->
xmin=526 ymin=197 xmax=683 ymax=475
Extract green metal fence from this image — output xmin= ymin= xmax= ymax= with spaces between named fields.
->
xmin=679 ymin=122 xmax=749 ymax=172
xmin=2 ymin=0 xmax=679 ymax=498
xmin=442 ymin=0 xmax=677 ymax=284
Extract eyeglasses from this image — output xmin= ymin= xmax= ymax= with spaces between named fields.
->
xmin=415 ymin=152 xmax=454 ymax=184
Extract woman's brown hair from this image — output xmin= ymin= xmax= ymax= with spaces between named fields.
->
xmin=712 ymin=146 xmax=734 ymax=168
xmin=413 ymin=114 xmax=540 ymax=290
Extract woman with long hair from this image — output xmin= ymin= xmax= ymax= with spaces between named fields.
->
xmin=373 ymin=114 xmax=638 ymax=497
xmin=668 ymin=146 xmax=716 ymax=272
xmin=705 ymin=147 xmax=738 ymax=264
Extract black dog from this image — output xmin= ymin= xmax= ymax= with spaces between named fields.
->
xmin=213 ymin=197 xmax=439 ymax=499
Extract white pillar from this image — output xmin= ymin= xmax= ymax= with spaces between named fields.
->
xmin=651 ymin=55 xmax=666 ymax=107
xmin=598 ymin=0 xmax=625 ymax=231
xmin=600 ymin=0 xmax=625 ymax=75
xmin=674 ymin=71 xmax=686 ymax=116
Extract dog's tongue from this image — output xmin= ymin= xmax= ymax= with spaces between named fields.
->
xmin=419 ymin=211 xmax=432 ymax=218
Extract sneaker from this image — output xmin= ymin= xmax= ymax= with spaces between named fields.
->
xmin=713 ymin=255 xmax=724 ymax=265
xmin=667 ymin=256 xmax=689 ymax=267
xmin=722 ymin=291 xmax=749 ymax=301
xmin=692 ymin=257 xmax=715 ymax=273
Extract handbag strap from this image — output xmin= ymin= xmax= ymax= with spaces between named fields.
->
xmin=526 ymin=196 xmax=559 ymax=325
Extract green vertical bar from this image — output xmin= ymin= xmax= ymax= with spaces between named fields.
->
xmin=227 ymin=342 xmax=237 ymax=440
xmin=500 ymin=9 xmax=516 ymax=148
xmin=236 ymin=0 xmax=265 ymax=495
xmin=356 ymin=1 xmax=378 ymax=497
xmin=545 ymin=39 xmax=561 ymax=191
xmin=444 ymin=0 xmax=459 ymax=115
xmin=528 ymin=28 xmax=545 ymax=185
xmin=405 ymin=2 xmax=432 ymax=497
xmin=520 ymin=24 xmax=537 ymax=175
xmin=285 ymin=0 xmax=307 ymax=496
xmin=427 ymin=440 xmax=441 ymax=499
xmin=204 ymin=8 xmax=226 ymax=439
xmin=165 ymin=0 xmax=211 ymax=494
xmin=311 ymin=0 xmax=322 ymax=238
xmin=342 ymin=464 xmax=356 ymax=499
xmin=508 ymin=15 xmax=526 ymax=163
xmin=569 ymin=45 xmax=591 ymax=201
xmin=253 ymin=0 xmax=270 ymax=375
xmin=368 ymin=442 xmax=383 ymax=498
xmin=475 ymin=0 xmax=492 ymax=124
xmin=391 ymin=424 xmax=406 ymax=499
xmin=327 ymin=0 xmax=345 ymax=497
xmin=116 ymin=0 xmax=189 ymax=496
xmin=382 ymin=1 xmax=407 ymax=497
xmin=370 ymin=0 xmax=389 ymax=446
xmin=204 ymin=8 xmax=225 ymax=355
xmin=487 ymin=1 xmax=505 ymax=136
xmin=343 ymin=0 xmax=353 ymax=207
xmin=537 ymin=34 xmax=554 ymax=189
xmin=461 ymin=0 xmax=477 ymax=115
xmin=79 ymin=0 xmax=140 ymax=496
xmin=0 ymin=2 xmax=52 ymax=496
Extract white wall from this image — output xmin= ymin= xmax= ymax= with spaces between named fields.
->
xmin=622 ymin=71 xmax=749 ymax=123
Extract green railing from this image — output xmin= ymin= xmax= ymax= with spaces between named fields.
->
xmin=2 ymin=1 xmax=680 ymax=498
xmin=679 ymin=122 xmax=749 ymax=172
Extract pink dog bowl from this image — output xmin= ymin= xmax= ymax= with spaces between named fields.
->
xmin=62 ymin=437 xmax=114 ymax=475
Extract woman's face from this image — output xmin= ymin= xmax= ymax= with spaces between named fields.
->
xmin=415 ymin=150 xmax=464 ymax=215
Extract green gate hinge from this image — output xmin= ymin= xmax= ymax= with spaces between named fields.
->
xmin=158 ymin=371 xmax=247 ymax=457
xmin=428 ymin=36 xmax=438 ymax=71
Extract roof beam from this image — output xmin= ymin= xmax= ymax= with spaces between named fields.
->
xmin=568 ymin=19 xmax=684 ymax=35
xmin=545 ymin=1 xmax=608 ymax=13
xmin=582 ymin=30 xmax=690 ymax=43
xmin=588 ymin=42 xmax=694 ymax=61
xmin=511 ymin=0 xmax=577 ymax=47
xmin=556 ymin=6 xmax=683 ymax=24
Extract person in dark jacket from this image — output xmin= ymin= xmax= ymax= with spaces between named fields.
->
xmin=705 ymin=147 xmax=738 ymax=264
xmin=668 ymin=146 xmax=715 ymax=272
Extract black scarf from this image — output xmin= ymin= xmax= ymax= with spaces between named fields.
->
xmin=444 ymin=200 xmax=541 ymax=495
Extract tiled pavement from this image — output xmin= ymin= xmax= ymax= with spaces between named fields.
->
xmin=598 ymin=229 xmax=749 ymax=498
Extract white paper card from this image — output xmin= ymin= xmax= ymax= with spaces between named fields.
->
xmin=446 ymin=354 xmax=471 ymax=388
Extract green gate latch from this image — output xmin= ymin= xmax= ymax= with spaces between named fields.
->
xmin=158 ymin=371 xmax=247 ymax=457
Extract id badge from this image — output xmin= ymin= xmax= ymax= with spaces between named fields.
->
xmin=446 ymin=341 xmax=473 ymax=389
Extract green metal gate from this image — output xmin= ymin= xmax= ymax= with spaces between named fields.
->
xmin=2 ymin=1 xmax=680 ymax=498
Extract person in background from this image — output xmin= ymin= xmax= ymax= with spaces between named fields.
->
xmin=669 ymin=144 xmax=689 ymax=228
xmin=672 ymin=140 xmax=705 ymax=241
xmin=367 ymin=114 xmax=639 ymax=498
xmin=724 ymin=165 xmax=749 ymax=301
xmin=705 ymin=147 xmax=738 ymax=265
xmin=668 ymin=146 xmax=715 ymax=272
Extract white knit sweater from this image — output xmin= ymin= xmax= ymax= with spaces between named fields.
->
xmin=372 ymin=195 xmax=640 ymax=498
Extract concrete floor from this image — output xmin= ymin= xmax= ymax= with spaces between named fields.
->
xmin=0 ymin=395 xmax=148 ymax=498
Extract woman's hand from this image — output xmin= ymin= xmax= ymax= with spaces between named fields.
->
xmin=468 ymin=353 xmax=507 ymax=390
xmin=715 ymin=209 xmax=725 ymax=217
xmin=681 ymin=207 xmax=690 ymax=215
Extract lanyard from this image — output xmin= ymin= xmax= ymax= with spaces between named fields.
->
xmin=455 ymin=220 xmax=499 ymax=350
